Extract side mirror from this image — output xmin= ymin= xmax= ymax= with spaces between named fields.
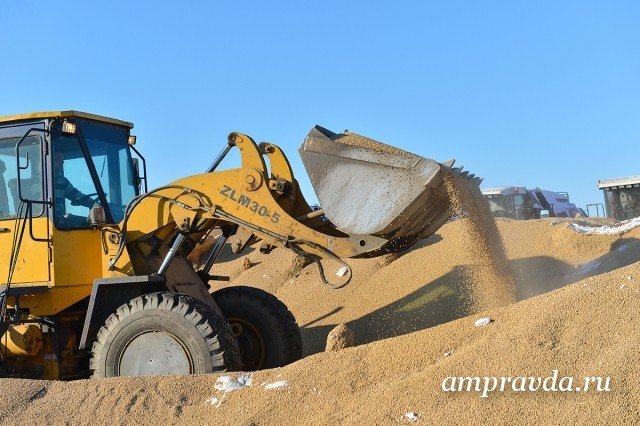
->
xmin=15 ymin=128 xmax=47 ymax=206
xmin=131 ymin=158 xmax=143 ymax=192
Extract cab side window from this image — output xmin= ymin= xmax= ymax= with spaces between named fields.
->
xmin=0 ymin=135 xmax=43 ymax=220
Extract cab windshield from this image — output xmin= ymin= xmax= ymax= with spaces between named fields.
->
xmin=52 ymin=120 xmax=138 ymax=228
xmin=485 ymin=195 xmax=514 ymax=218
xmin=485 ymin=194 xmax=534 ymax=219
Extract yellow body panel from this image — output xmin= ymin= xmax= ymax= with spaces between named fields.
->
xmin=0 ymin=217 xmax=50 ymax=284
xmin=12 ymin=285 xmax=90 ymax=316
xmin=51 ymin=229 xmax=104 ymax=286
xmin=18 ymin=226 xmax=131 ymax=316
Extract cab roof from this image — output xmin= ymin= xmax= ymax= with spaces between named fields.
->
xmin=0 ymin=110 xmax=133 ymax=129
xmin=481 ymin=186 xmax=527 ymax=196
xmin=597 ymin=175 xmax=640 ymax=190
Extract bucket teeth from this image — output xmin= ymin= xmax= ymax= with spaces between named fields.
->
xmin=440 ymin=161 xmax=482 ymax=186
xmin=441 ymin=164 xmax=481 ymax=184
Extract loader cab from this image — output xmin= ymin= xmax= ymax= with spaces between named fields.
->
xmin=598 ymin=175 xmax=640 ymax=220
xmin=481 ymin=186 xmax=536 ymax=220
xmin=0 ymin=111 xmax=142 ymax=307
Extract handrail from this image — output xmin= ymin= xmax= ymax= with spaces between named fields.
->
xmin=586 ymin=203 xmax=605 ymax=218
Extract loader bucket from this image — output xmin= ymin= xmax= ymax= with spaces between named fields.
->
xmin=299 ymin=126 xmax=481 ymax=255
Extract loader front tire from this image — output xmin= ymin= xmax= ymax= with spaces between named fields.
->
xmin=212 ymin=286 xmax=302 ymax=370
xmin=90 ymin=292 xmax=241 ymax=377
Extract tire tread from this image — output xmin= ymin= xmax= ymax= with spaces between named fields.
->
xmin=90 ymin=291 xmax=241 ymax=377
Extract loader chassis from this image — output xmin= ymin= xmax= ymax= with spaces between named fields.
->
xmin=0 ymin=112 xmax=320 ymax=379
xmin=0 ymin=111 xmax=471 ymax=379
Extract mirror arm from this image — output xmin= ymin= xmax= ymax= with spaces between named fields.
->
xmin=130 ymin=144 xmax=148 ymax=193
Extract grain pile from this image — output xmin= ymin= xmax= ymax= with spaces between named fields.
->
xmin=1 ymin=258 xmax=638 ymax=425
xmin=1 ymin=218 xmax=639 ymax=424
xmin=332 ymin=130 xmax=412 ymax=157
xmin=201 ymin=217 xmax=640 ymax=356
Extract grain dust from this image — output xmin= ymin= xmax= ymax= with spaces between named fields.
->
xmin=443 ymin=171 xmax=517 ymax=310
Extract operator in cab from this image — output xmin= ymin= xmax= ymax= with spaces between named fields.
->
xmin=54 ymin=152 xmax=98 ymax=226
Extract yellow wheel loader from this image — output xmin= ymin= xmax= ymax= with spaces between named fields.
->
xmin=0 ymin=111 xmax=479 ymax=379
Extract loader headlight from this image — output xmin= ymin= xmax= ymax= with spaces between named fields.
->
xmin=128 ymin=135 xmax=137 ymax=146
xmin=61 ymin=120 xmax=77 ymax=135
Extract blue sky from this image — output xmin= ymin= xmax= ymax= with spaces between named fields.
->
xmin=1 ymin=1 xmax=638 ymax=211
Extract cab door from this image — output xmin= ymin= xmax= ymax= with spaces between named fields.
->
xmin=0 ymin=122 xmax=51 ymax=285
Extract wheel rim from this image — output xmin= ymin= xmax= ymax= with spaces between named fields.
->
xmin=228 ymin=317 xmax=265 ymax=370
xmin=118 ymin=331 xmax=192 ymax=376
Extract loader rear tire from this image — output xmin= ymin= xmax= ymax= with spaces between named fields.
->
xmin=212 ymin=286 xmax=302 ymax=370
xmin=90 ymin=292 xmax=241 ymax=377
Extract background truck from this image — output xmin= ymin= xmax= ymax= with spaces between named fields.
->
xmin=481 ymin=186 xmax=585 ymax=219
xmin=597 ymin=175 xmax=640 ymax=220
